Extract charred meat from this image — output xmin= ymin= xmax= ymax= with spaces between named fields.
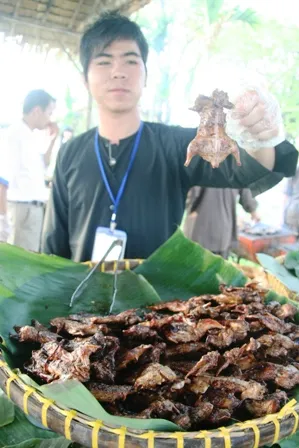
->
xmin=13 ymin=282 xmax=299 ymax=430
xmin=184 ymin=89 xmax=241 ymax=169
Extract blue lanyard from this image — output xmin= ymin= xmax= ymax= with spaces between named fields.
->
xmin=94 ymin=121 xmax=144 ymax=230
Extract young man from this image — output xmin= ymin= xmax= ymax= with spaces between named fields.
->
xmin=0 ymin=89 xmax=58 ymax=252
xmin=42 ymin=12 xmax=297 ymax=262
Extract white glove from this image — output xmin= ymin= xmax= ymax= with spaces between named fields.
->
xmin=225 ymin=87 xmax=285 ymax=152
xmin=0 ymin=214 xmax=10 ymax=242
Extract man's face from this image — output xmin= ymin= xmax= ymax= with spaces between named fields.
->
xmin=86 ymin=39 xmax=146 ymax=113
xmin=34 ymin=101 xmax=56 ymax=130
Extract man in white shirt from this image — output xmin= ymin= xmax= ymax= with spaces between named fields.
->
xmin=0 ymin=89 xmax=58 ymax=251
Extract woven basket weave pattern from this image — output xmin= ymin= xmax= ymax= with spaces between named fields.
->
xmin=0 ymin=260 xmax=298 ymax=447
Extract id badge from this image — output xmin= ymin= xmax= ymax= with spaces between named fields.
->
xmin=91 ymin=227 xmax=127 ymax=262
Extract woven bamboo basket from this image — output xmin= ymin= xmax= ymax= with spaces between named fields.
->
xmin=0 ymin=259 xmax=299 ymax=448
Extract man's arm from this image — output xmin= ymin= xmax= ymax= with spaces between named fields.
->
xmin=174 ymin=85 xmax=297 ymax=194
xmin=43 ymin=123 xmax=59 ymax=168
xmin=238 ymin=189 xmax=260 ymax=223
xmin=246 ymin=147 xmax=275 ymax=171
xmin=179 ymin=135 xmax=297 ymax=197
xmin=0 ymin=183 xmax=10 ymax=242
xmin=0 ymin=129 xmax=12 ymax=241
xmin=0 ymin=182 xmax=7 ymax=214
xmin=41 ymin=147 xmax=71 ymax=258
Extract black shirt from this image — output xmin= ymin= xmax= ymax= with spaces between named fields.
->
xmin=42 ymin=122 xmax=297 ymax=261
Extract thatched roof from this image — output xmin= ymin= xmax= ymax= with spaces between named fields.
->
xmin=0 ymin=0 xmax=151 ymax=52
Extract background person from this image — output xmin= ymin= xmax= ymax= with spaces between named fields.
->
xmin=0 ymin=89 xmax=58 ymax=251
xmin=184 ymin=187 xmax=260 ymax=259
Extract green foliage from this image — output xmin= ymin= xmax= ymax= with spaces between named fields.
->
xmin=285 ymin=251 xmax=299 ymax=273
xmin=257 ymin=253 xmax=299 ymax=310
xmin=0 ymin=402 xmax=70 ymax=448
xmin=134 ymin=0 xmax=299 ymax=142
xmin=206 ymin=0 xmax=224 ymax=24
xmin=0 ymin=389 xmax=15 ymax=428
xmin=229 ymin=7 xmax=259 ymax=26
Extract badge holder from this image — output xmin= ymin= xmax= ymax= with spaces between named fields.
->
xmin=69 ymin=238 xmax=123 ymax=313
xmin=91 ymin=225 xmax=127 ymax=263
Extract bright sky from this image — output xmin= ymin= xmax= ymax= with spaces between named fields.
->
xmin=241 ymin=0 xmax=299 ymax=24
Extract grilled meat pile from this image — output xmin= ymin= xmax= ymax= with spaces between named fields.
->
xmin=13 ymin=283 xmax=299 ymax=430
xmin=184 ymin=89 xmax=241 ymax=169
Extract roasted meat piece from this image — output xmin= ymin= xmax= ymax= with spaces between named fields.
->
xmin=13 ymin=321 xmax=60 ymax=344
xmin=122 ymin=324 xmax=158 ymax=342
xmin=268 ymin=302 xmax=297 ymax=320
xmin=134 ymin=363 xmax=177 ymax=390
xmin=50 ymin=317 xmax=109 ymax=336
xmin=68 ymin=310 xmax=141 ymax=327
xmin=245 ymin=390 xmax=288 ymax=417
xmin=165 ymin=342 xmax=208 ymax=359
xmin=116 ymin=344 xmax=153 ymax=370
xmin=246 ymin=312 xmax=293 ymax=334
xmin=184 ymin=89 xmax=240 ymax=169
xmin=202 ymin=375 xmax=267 ymax=400
xmin=139 ymin=400 xmax=214 ymax=430
xmin=209 ymin=293 xmax=243 ymax=306
xmin=244 ymin=362 xmax=299 ymax=389
xmin=26 ymin=341 xmax=100 ymax=383
xmin=206 ymin=408 xmax=232 ymax=426
xmin=220 ymin=283 xmax=267 ymax=303
xmin=163 ymin=319 xmax=200 ymax=344
xmin=149 ymin=299 xmax=191 ymax=314
xmin=186 ymin=351 xmax=220 ymax=378
xmin=139 ymin=313 xmax=184 ymax=330
xmin=166 ymin=361 xmax=198 ymax=376
xmin=201 ymin=389 xmax=241 ymax=411
xmin=196 ymin=319 xmax=225 ymax=339
xmin=206 ymin=328 xmax=235 ymax=348
xmin=88 ymin=383 xmax=134 ymax=402
xmin=91 ymin=335 xmax=119 ymax=383
xmin=217 ymin=338 xmax=259 ymax=375
xmin=257 ymin=333 xmax=296 ymax=359
xmin=90 ymin=309 xmax=142 ymax=327
xmin=139 ymin=399 xmax=180 ymax=419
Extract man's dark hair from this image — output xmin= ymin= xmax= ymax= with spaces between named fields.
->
xmin=80 ymin=11 xmax=149 ymax=80
xmin=23 ymin=90 xmax=55 ymax=114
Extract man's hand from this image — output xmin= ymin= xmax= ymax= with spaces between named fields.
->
xmin=226 ymin=88 xmax=285 ymax=152
xmin=250 ymin=210 xmax=261 ymax=223
xmin=47 ymin=122 xmax=59 ymax=141
xmin=0 ymin=214 xmax=10 ymax=242
xmin=233 ymin=90 xmax=280 ymax=142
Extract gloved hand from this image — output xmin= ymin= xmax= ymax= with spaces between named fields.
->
xmin=0 ymin=214 xmax=10 ymax=242
xmin=225 ymin=87 xmax=285 ymax=152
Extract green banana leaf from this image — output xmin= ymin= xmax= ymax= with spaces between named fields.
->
xmin=0 ymin=247 xmax=161 ymax=359
xmin=284 ymin=251 xmax=299 ymax=272
xmin=0 ymin=229 xmax=298 ymax=445
xmin=4 ymin=439 xmax=73 ymax=448
xmin=278 ymin=433 xmax=299 ymax=448
xmin=20 ymin=374 xmax=179 ymax=432
xmin=0 ymin=383 xmax=72 ymax=448
xmin=135 ymin=229 xmax=247 ymax=299
xmin=257 ymin=253 xmax=299 ymax=297
xmin=0 ymin=402 xmax=71 ymax=448
xmin=0 ymin=389 xmax=15 ymax=427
